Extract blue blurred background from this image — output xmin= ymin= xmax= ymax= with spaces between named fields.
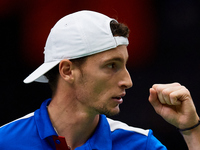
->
xmin=0 ymin=0 xmax=200 ymax=149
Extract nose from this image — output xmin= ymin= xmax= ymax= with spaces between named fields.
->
xmin=119 ymin=68 xmax=133 ymax=89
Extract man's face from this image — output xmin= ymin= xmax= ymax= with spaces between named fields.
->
xmin=74 ymin=45 xmax=133 ymax=116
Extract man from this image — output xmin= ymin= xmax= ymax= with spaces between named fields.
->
xmin=0 ymin=10 xmax=199 ymax=150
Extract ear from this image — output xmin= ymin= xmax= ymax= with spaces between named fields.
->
xmin=59 ymin=59 xmax=74 ymax=83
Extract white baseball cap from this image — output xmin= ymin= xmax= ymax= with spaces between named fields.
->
xmin=23 ymin=10 xmax=129 ymax=83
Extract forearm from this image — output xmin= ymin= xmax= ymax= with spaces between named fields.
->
xmin=181 ymin=125 xmax=200 ymax=150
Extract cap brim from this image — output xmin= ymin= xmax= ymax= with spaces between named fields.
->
xmin=23 ymin=60 xmax=60 ymax=83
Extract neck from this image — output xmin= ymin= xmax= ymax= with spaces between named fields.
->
xmin=47 ymin=96 xmax=99 ymax=149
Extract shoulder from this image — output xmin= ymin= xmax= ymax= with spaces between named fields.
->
xmin=106 ymin=117 xmax=167 ymax=150
xmin=0 ymin=112 xmax=34 ymax=127
xmin=0 ymin=112 xmax=35 ymax=129
xmin=107 ymin=117 xmax=149 ymax=136
xmin=0 ymin=112 xmax=36 ymax=147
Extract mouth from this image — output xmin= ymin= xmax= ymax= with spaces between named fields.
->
xmin=112 ymin=96 xmax=122 ymax=100
xmin=112 ymin=97 xmax=123 ymax=104
xmin=112 ymin=93 xmax=126 ymax=104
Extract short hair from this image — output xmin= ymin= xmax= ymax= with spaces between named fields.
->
xmin=110 ymin=20 xmax=129 ymax=38
xmin=44 ymin=20 xmax=130 ymax=94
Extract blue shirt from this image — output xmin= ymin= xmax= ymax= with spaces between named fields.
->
xmin=0 ymin=99 xmax=167 ymax=150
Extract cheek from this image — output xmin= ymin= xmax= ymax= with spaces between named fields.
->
xmin=93 ymin=81 xmax=105 ymax=94
xmin=76 ymin=70 xmax=115 ymax=102
xmin=91 ymin=79 xmax=114 ymax=101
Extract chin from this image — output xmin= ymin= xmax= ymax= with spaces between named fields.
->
xmin=102 ymin=107 xmax=120 ymax=117
xmin=95 ymin=104 xmax=120 ymax=116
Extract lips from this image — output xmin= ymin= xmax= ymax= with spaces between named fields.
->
xmin=112 ymin=92 xmax=126 ymax=104
xmin=112 ymin=96 xmax=122 ymax=100
xmin=117 ymin=92 xmax=126 ymax=98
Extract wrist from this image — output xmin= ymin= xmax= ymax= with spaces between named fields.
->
xmin=181 ymin=123 xmax=200 ymax=150
xmin=178 ymin=120 xmax=200 ymax=132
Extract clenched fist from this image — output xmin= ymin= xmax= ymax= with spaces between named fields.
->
xmin=149 ymin=82 xmax=199 ymax=130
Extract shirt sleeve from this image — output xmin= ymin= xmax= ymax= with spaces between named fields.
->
xmin=146 ymin=130 xmax=167 ymax=150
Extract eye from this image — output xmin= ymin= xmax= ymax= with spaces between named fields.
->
xmin=107 ymin=63 xmax=116 ymax=69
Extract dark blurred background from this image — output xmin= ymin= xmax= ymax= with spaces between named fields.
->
xmin=0 ymin=0 xmax=200 ymax=149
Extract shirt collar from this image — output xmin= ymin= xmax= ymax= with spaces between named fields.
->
xmin=35 ymin=98 xmax=57 ymax=139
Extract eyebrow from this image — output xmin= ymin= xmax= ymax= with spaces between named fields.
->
xmin=103 ymin=56 xmax=128 ymax=64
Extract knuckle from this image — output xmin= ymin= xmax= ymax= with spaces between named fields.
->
xmin=181 ymin=85 xmax=190 ymax=94
xmin=169 ymin=92 xmax=177 ymax=101
xmin=173 ymin=82 xmax=181 ymax=86
xmin=162 ymin=89 xmax=170 ymax=96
